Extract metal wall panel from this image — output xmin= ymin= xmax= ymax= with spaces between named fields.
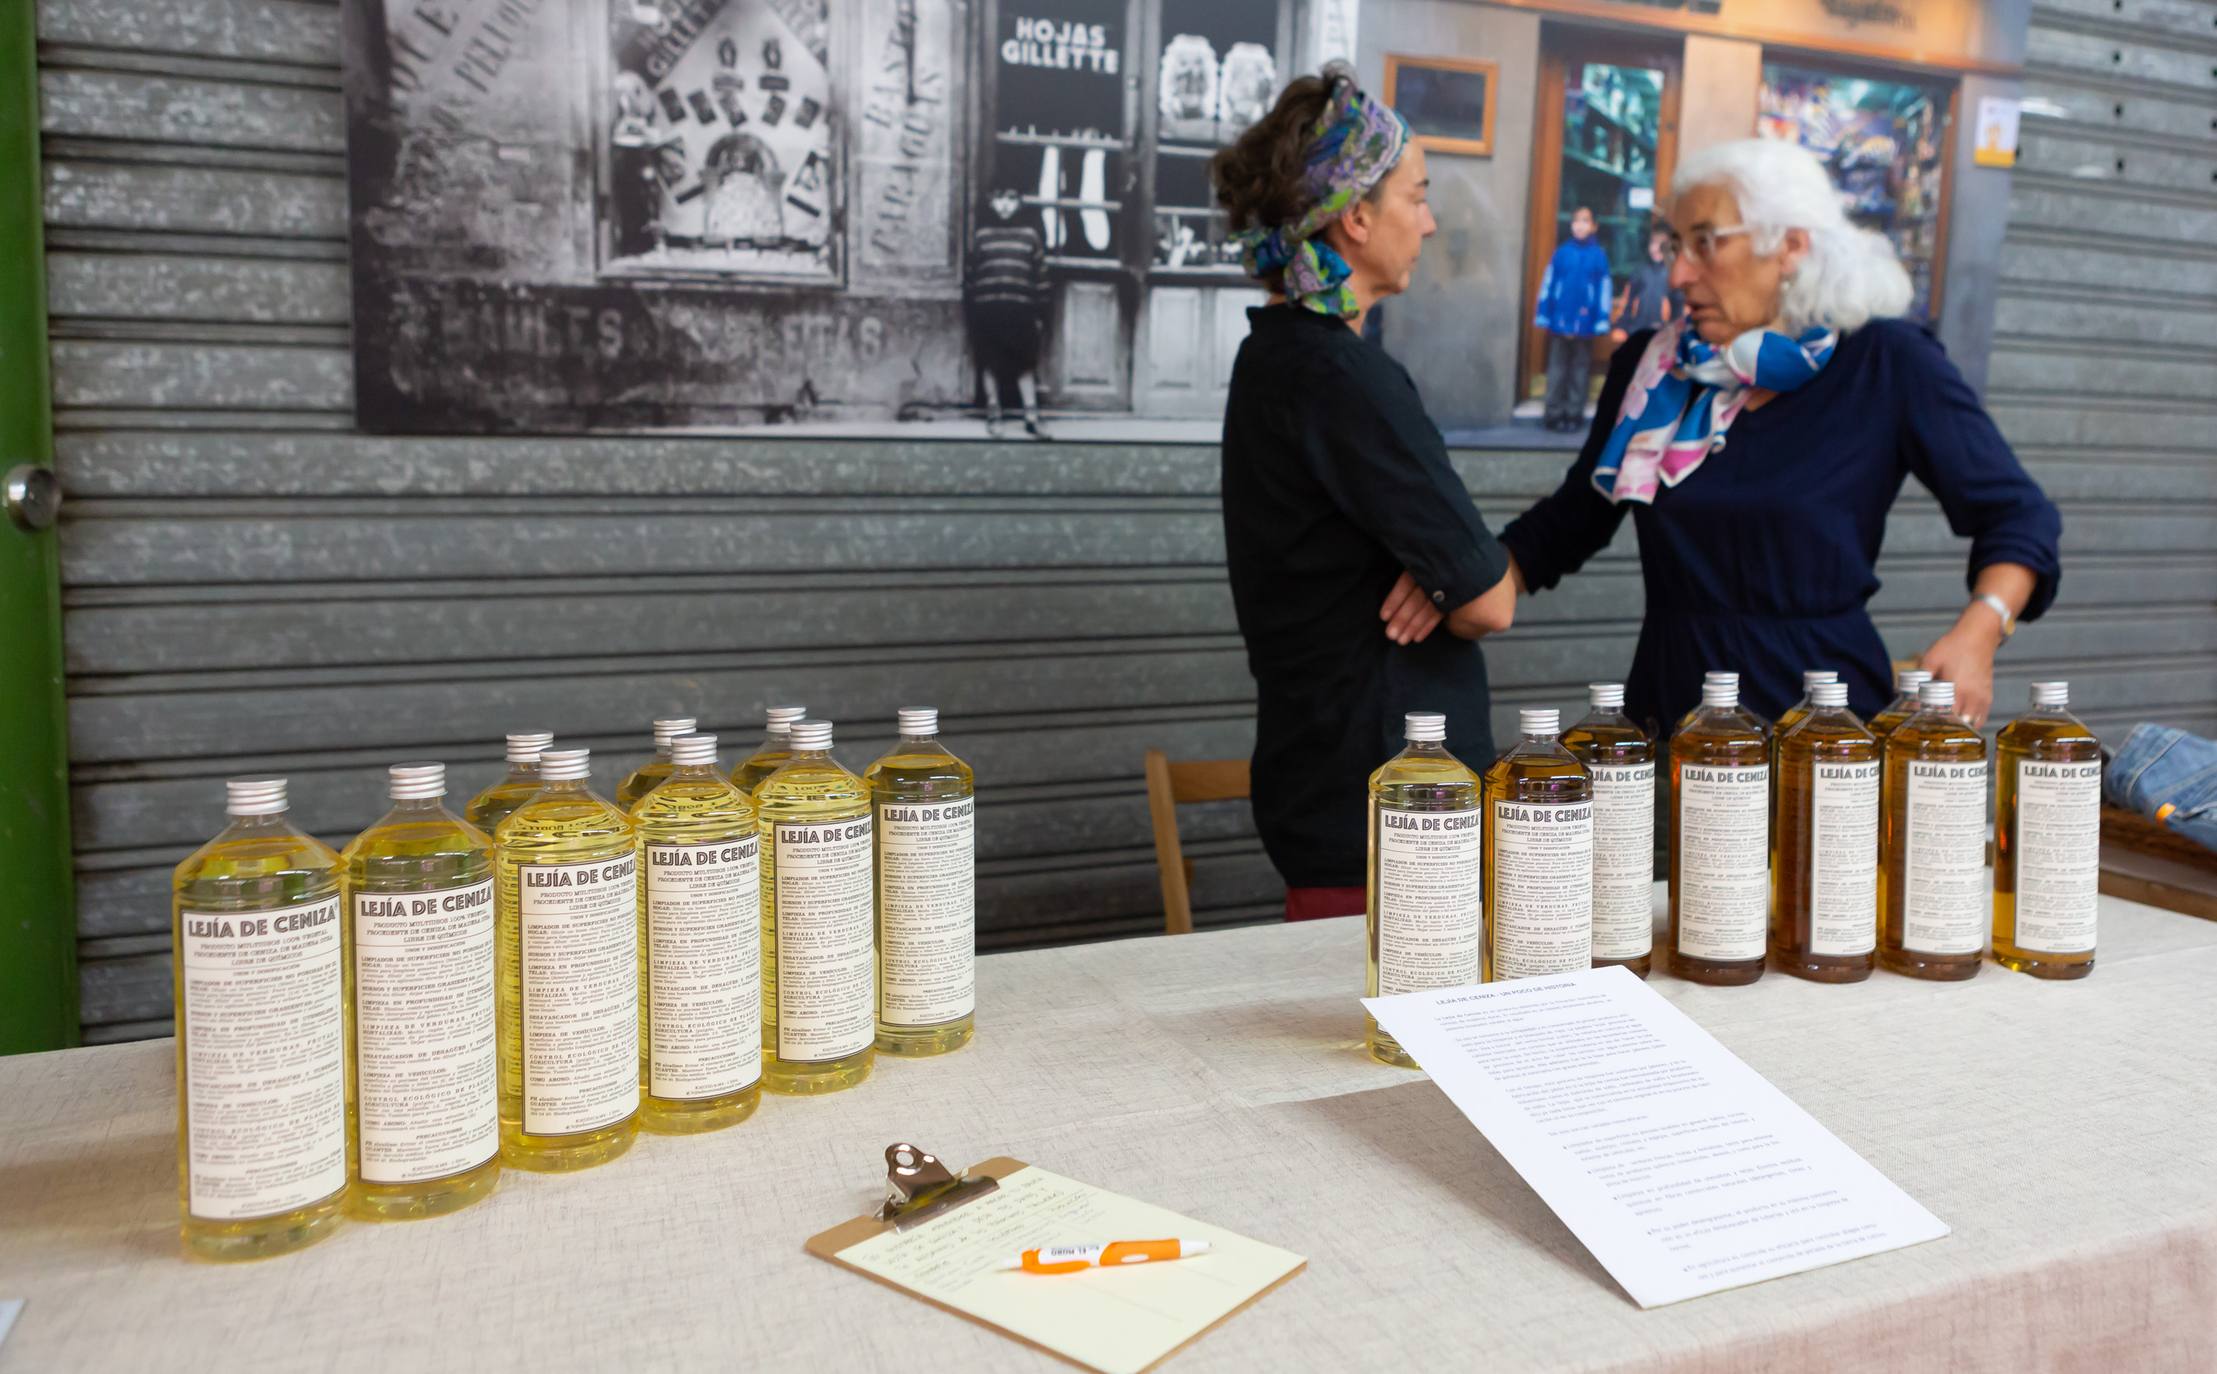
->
xmin=38 ymin=0 xmax=2217 ymax=1040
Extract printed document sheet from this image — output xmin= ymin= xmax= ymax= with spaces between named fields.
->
xmin=1364 ymin=966 xmax=1948 ymax=1307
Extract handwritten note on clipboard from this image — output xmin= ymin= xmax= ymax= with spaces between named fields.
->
xmin=806 ymin=1159 xmax=1305 ymax=1374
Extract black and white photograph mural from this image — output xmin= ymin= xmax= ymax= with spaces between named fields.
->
xmin=341 ymin=0 xmax=1358 ymax=434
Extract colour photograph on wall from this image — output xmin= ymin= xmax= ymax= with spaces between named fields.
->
xmin=1758 ymin=62 xmax=1950 ymax=321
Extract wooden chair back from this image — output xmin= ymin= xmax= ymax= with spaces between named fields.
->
xmin=1143 ymin=751 xmax=1251 ymax=935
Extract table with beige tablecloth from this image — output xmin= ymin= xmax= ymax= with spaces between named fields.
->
xmin=3 ymin=885 xmax=2214 ymax=1372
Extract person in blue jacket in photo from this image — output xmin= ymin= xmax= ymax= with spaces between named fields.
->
xmin=1535 ymin=206 xmax=1613 ymax=431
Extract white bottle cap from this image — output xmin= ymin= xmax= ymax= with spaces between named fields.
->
xmin=1701 ymin=680 xmax=1740 ymax=709
xmin=1588 ymin=683 xmax=1625 ymax=710
xmin=225 ymin=777 xmax=287 ymax=816
xmin=1703 ymin=670 xmax=1739 ymax=685
xmin=670 ymin=733 xmax=718 ymax=767
xmin=1404 ymin=712 xmax=1446 ymax=743
xmin=651 ymin=717 xmax=698 ymax=749
xmin=1519 ymin=708 xmax=1560 ymax=737
xmin=1803 ymin=669 xmax=1839 ymax=689
xmin=388 ymin=763 xmax=445 ymax=801
xmin=2030 ymin=681 xmax=2069 ymax=707
xmin=789 ymin=719 xmax=835 ymax=751
xmin=765 ymin=705 xmax=808 ymax=738
xmin=1919 ymin=680 xmax=1956 ymax=710
xmin=1896 ymin=667 xmax=1932 ymax=692
xmin=506 ymin=732 xmax=553 ymax=764
xmin=1811 ymin=682 xmax=1849 ymax=708
xmin=539 ymin=748 xmax=592 ymax=782
xmin=897 ymin=707 xmax=939 ymax=736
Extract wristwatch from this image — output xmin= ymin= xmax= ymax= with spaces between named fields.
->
xmin=1974 ymin=593 xmax=2016 ymax=638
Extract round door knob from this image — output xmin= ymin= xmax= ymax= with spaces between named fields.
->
xmin=4 ymin=465 xmax=61 ymax=532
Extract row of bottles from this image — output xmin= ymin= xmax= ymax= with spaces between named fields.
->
xmin=169 ymin=707 xmax=974 ymax=1262
xmin=1364 ymin=674 xmax=2100 ymax=1066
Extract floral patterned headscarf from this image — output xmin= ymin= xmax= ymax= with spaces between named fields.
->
xmin=1233 ymin=74 xmax=1411 ymax=317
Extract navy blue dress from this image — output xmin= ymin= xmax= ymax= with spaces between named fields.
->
xmin=1500 ymin=319 xmax=2063 ymax=734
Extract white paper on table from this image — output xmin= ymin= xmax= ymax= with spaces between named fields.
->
xmin=1364 ymin=966 xmax=1948 ymax=1307
xmin=0 ymin=1299 xmax=22 ymax=1349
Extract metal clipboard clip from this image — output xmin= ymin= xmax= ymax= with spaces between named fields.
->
xmin=877 ymin=1142 xmax=1000 ymax=1233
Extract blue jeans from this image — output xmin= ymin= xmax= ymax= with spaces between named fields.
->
xmin=2105 ymin=724 xmax=2217 ymax=855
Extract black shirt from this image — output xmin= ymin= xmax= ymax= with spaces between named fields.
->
xmin=1220 ymin=305 xmax=1512 ymax=887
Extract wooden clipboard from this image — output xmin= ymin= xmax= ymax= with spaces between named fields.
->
xmin=804 ymin=1155 xmax=1306 ymax=1374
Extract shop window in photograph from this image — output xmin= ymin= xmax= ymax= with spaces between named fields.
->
xmin=1557 ymin=60 xmax=1664 ymax=282
xmin=1759 ymin=62 xmax=1952 ymax=321
xmin=1151 ymin=0 xmax=1283 ymax=273
xmin=992 ymin=0 xmax=1129 ymax=268
xmin=601 ymin=0 xmax=841 ymax=283
xmin=1383 ymin=55 xmax=1497 ymax=157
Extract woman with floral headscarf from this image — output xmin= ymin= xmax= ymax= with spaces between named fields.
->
xmin=1213 ymin=65 xmax=1518 ymax=920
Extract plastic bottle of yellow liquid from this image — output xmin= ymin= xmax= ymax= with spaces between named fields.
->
xmin=633 ymin=732 xmax=763 ymax=1133
xmin=464 ymin=732 xmax=554 ymax=837
xmin=494 ymin=747 xmax=641 ymax=1170
xmin=342 ymin=763 xmax=500 ymax=1219
xmin=866 ymin=708 xmax=977 ymax=1056
xmin=758 ymin=719 xmax=876 ymax=1095
xmin=171 ymin=778 xmax=348 ymax=1261
xmin=619 ymin=716 xmax=699 ymax=811
xmin=734 ymin=705 xmax=810 ymax=795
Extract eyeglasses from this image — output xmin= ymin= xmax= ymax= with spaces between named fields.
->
xmin=1661 ymin=224 xmax=1754 ymax=265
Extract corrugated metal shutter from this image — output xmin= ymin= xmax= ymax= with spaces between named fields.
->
xmin=38 ymin=0 xmax=2215 ymax=1043
xmin=1981 ymin=1 xmax=2217 ymax=743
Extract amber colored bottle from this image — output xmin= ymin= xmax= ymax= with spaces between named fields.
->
xmin=1483 ymin=708 xmax=1593 ymax=981
xmin=1674 ymin=670 xmax=1742 ymax=734
xmin=1771 ymin=682 xmax=1879 ymax=982
xmin=1868 ymin=668 xmax=1933 ymax=741
xmin=1670 ymin=674 xmax=1770 ymax=985
xmin=1770 ymin=669 xmax=1840 ymax=775
xmin=1993 ymin=681 xmax=2100 ymax=979
xmin=1880 ymin=680 xmax=1989 ymax=980
xmin=1561 ymin=683 xmax=1654 ymax=977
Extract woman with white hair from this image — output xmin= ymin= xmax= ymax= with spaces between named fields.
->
xmin=1494 ymin=137 xmax=2060 ymax=731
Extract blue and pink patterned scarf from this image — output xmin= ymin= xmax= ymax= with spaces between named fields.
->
xmin=1233 ymin=77 xmax=1410 ymax=318
xmin=1592 ymin=317 xmax=1838 ymax=504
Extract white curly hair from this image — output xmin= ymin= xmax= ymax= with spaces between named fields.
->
xmin=1671 ymin=137 xmax=1914 ymax=334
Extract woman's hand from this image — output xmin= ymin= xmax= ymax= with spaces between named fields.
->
xmin=1378 ymin=571 xmax=1444 ymax=645
xmin=1918 ymin=612 xmax=2003 ymax=727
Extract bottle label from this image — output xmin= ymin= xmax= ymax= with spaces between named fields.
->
xmin=645 ymin=837 xmax=762 ymax=1100
xmin=519 ymin=853 xmax=641 ymax=1136
xmin=1491 ymin=798 xmax=1594 ymax=978
xmin=1675 ymin=763 xmax=1769 ymax=961
xmin=1904 ymin=759 xmax=1990 ymax=954
xmin=1374 ymin=805 xmax=1482 ymax=995
xmin=179 ymin=893 xmax=347 ymax=1220
xmin=2012 ymin=758 xmax=2101 ymax=953
xmin=773 ymin=816 xmax=876 ymax=1062
xmin=1588 ymin=763 xmax=1655 ymax=960
xmin=352 ymin=877 xmax=498 ymax=1184
xmin=1808 ymin=762 xmax=1880 ymax=956
xmin=877 ymin=797 xmax=976 ymax=1028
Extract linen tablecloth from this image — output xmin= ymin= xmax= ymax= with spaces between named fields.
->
xmin=3 ymin=886 xmax=2212 ymax=1371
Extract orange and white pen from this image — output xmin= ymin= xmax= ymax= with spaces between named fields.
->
xmin=997 ymin=1239 xmax=1212 ymax=1274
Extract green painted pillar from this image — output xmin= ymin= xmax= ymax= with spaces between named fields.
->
xmin=0 ymin=0 xmax=80 ymax=1053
